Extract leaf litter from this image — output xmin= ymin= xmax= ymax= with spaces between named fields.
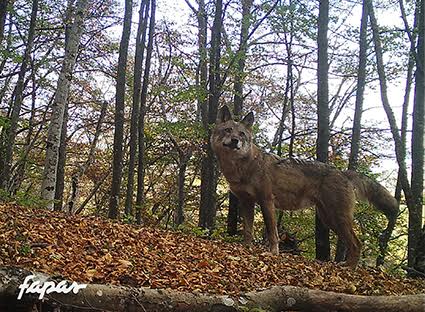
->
xmin=0 ymin=204 xmax=424 ymax=296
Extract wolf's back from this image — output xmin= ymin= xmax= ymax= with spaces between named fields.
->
xmin=343 ymin=170 xmax=399 ymax=222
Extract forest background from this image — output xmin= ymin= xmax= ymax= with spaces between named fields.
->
xmin=0 ymin=0 xmax=424 ymax=275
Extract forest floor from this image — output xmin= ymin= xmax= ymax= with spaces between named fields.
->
xmin=0 ymin=203 xmax=424 ymax=296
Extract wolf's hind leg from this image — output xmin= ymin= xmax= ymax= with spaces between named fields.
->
xmin=336 ymin=224 xmax=361 ymax=267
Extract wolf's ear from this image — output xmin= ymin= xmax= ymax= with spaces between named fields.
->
xmin=241 ymin=112 xmax=254 ymax=128
xmin=216 ymin=105 xmax=233 ymax=124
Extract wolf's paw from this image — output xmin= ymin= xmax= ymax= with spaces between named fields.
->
xmin=270 ymin=245 xmax=279 ymax=255
xmin=338 ymin=261 xmax=357 ymax=269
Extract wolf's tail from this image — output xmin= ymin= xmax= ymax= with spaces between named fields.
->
xmin=344 ymin=170 xmax=399 ymax=265
xmin=344 ymin=170 xmax=399 ymax=221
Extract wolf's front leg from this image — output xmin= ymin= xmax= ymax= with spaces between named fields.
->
xmin=239 ymin=200 xmax=255 ymax=245
xmin=260 ymin=199 xmax=279 ymax=255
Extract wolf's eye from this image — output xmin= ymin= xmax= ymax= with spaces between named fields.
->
xmin=224 ymin=128 xmax=232 ymax=133
xmin=239 ymin=131 xmax=246 ymax=137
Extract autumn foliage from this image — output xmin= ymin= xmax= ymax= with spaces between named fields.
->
xmin=0 ymin=204 xmax=423 ymax=296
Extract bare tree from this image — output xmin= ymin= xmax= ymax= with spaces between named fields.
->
xmin=365 ymin=0 xmax=416 ymax=266
xmin=335 ymin=0 xmax=369 ymax=263
xmin=108 ymin=0 xmax=133 ymax=219
xmin=41 ymin=0 xmax=88 ymax=209
xmin=315 ymin=0 xmax=330 ymax=261
xmin=199 ymin=0 xmax=223 ymax=229
xmin=136 ymin=0 xmax=156 ymax=224
xmin=227 ymin=0 xmax=253 ymax=236
xmin=0 ymin=0 xmax=9 ymax=44
xmin=0 ymin=0 xmax=38 ymax=191
xmin=53 ymin=103 xmax=69 ymax=211
xmin=411 ymin=0 xmax=424 ymax=273
xmin=124 ymin=0 xmax=149 ymax=217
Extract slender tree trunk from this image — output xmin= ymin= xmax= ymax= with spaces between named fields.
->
xmin=66 ymin=100 xmax=108 ymax=213
xmin=136 ymin=0 xmax=156 ymax=224
xmin=395 ymin=0 xmax=419 ymax=203
xmin=41 ymin=0 xmax=88 ymax=210
xmin=348 ymin=0 xmax=368 ymax=171
xmin=175 ymin=151 xmax=191 ymax=226
xmin=336 ymin=0 xmax=369 ymax=263
xmin=108 ymin=0 xmax=133 ymax=219
xmin=315 ymin=0 xmax=330 ymax=262
xmin=75 ymin=170 xmax=111 ymax=214
xmin=199 ymin=0 xmax=223 ymax=230
xmin=0 ymin=0 xmax=9 ymax=44
xmin=124 ymin=0 xmax=149 ymax=217
xmin=411 ymin=0 xmax=424 ymax=272
xmin=0 ymin=0 xmax=38 ymax=191
xmin=365 ymin=0 xmax=415 ymax=266
xmin=53 ymin=103 xmax=68 ymax=212
xmin=196 ymin=0 xmax=208 ymax=126
xmin=227 ymin=0 xmax=253 ymax=236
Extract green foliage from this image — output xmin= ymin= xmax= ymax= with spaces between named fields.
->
xmin=0 ymin=189 xmax=50 ymax=208
xmin=19 ymin=244 xmax=32 ymax=256
xmin=0 ymin=116 xmax=10 ymax=130
xmin=122 ymin=213 xmax=135 ymax=224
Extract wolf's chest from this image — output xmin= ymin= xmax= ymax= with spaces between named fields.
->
xmin=228 ymin=181 xmax=256 ymax=202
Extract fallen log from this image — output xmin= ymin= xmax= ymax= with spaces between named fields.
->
xmin=0 ymin=266 xmax=423 ymax=312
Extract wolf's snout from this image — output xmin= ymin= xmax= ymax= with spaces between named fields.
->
xmin=223 ymin=138 xmax=240 ymax=149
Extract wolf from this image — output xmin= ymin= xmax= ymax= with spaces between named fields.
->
xmin=211 ymin=105 xmax=399 ymax=267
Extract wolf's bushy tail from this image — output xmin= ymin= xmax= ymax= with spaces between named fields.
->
xmin=344 ymin=170 xmax=399 ymax=266
xmin=343 ymin=170 xmax=399 ymax=221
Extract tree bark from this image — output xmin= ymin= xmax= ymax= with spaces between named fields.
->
xmin=0 ymin=267 xmax=424 ymax=312
xmin=348 ymin=0 xmax=368 ymax=171
xmin=136 ymin=0 xmax=156 ymax=224
xmin=108 ymin=0 xmax=133 ymax=219
xmin=227 ymin=0 xmax=253 ymax=236
xmin=75 ymin=169 xmax=111 ymax=214
xmin=315 ymin=0 xmax=330 ymax=262
xmin=66 ymin=100 xmax=108 ymax=213
xmin=0 ymin=0 xmax=38 ymax=191
xmin=336 ymin=0 xmax=369 ymax=264
xmin=40 ymin=0 xmax=88 ymax=210
xmin=124 ymin=0 xmax=149 ymax=218
xmin=412 ymin=0 xmax=424 ymax=273
xmin=0 ymin=0 xmax=9 ymax=44
xmin=53 ymin=102 xmax=68 ymax=212
xmin=394 ymin=0 xmax=420 ymax=203
xmin=199 ymin=0 xmax=223 ymax=230
xmin=195 ymin=0 xmax=208 ymax=126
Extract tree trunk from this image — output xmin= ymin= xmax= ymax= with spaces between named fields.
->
xmin=365 ymin=0 xmax=415 ymax=266
xmin=412 ymin=0 xmax=424 ymax=273
xmin=40 ymin=0 xmax=88 ymax=210
xmin=67 ymin=100 xmax=108 ymax=213
xmin=0 ymin=267 xmax=424 ymax=312
xmin=195 ymin=0 xmax=208 ymax=126
xmin=394 ymin=0 xmax=420 ymax=203
xmin=124 ymin=0 xmax=149 ymax=218
xmin=75 ymin=169 xmax=111 ymax=214
xmin=136 ymin=0 xmax=156 ymax=225
xmin=348 ymin=0 xmax=368 ymax=172
xmin=199 ymin=0 xmax=223 ymax=230
xmin=337 ymin=0 xmax=369 ymax=264
xmin=175 ymin=152 xmax=191 ymax=226
xmin=53 ymin=103 xmax=68 ymax=212
xmin=108 ymin=0 xmax=133 ymax=219
xmin=0 ymin=0 xmax=9 ymax=45
xmin=227 ymin=0 xmax=253 ymax=236
xmin=0 ymin=0 xmax=38 ymax=191
xmin=315 ymin=0 xmax=330 ymax=262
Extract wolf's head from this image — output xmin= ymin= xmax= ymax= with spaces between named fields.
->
xmin=211 ymin=105 xmax=254 ymax=159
